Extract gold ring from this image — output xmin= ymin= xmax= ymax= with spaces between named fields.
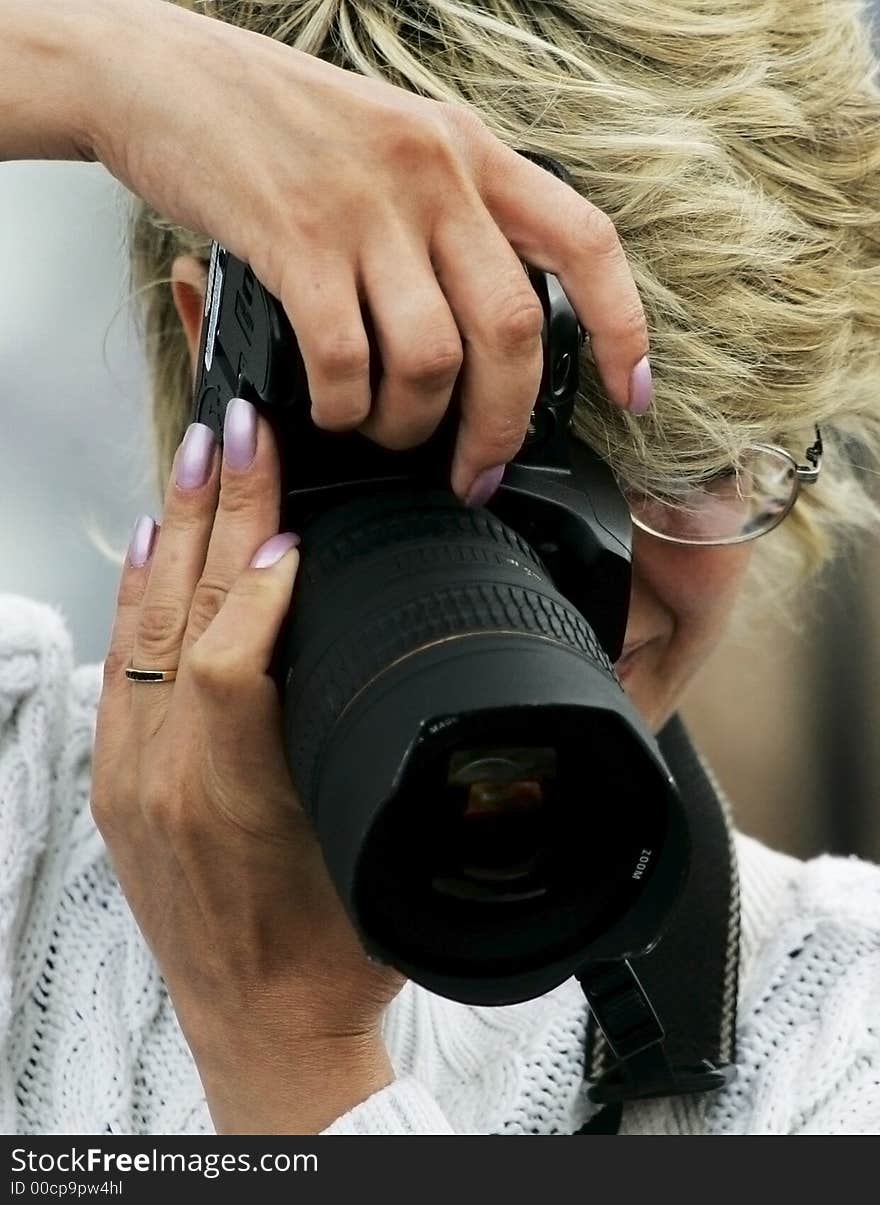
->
xmin=124 ymin=666 xmax=178 ymax=683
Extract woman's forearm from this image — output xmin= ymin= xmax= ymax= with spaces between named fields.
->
xmin=0 ymin=0 xmax=163 ymax=163
xmin=1 ymin=0 xmax=108 ymax=161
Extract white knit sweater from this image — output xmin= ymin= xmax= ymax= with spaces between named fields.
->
xmin=1 ymin=592 xmax=879 ymax=1136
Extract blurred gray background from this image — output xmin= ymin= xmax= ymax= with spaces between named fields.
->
xmin=0 ymin=161 xmax=157 ymax=647
xmin=2 ymin=150 xmax=878 ymax=863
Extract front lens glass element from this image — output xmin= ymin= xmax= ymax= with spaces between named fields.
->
xmin=433 ymin=747 xmax=557 ymax=900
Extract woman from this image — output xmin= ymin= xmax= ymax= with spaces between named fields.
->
xmin=2 ymin=0 xmax=880 ymax=1134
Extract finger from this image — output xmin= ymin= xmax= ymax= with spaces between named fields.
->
xmin=131 ymin=422 xmax=220 ymax=738
xmin=95 ymin=514 xmax=161 ymax=763
xmin=430 ymin=210 xmax=545 ymax=502
xmin=472 ymin=137 xmax=652 ymax=416
xmin=181 ymin=532 xmax=303 ymax=831
xmin=179 ymin=401 xmax=282 ymax=660
xmin=185 ymin=532 xmax=301 ymax=705
xmin=355 ymin=224 xmax=463 ymax=452
xmin=277 ymin=250 xmax=373 ymax=433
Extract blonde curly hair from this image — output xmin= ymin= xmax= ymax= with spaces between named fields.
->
xmin=126 ymin=0 xmax=880 ymax=626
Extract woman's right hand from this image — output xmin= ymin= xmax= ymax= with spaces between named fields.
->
xmin=77 ymin=0 xmax=652 ymax=502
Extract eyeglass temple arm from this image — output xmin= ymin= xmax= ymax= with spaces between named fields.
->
xmin=797 ymin=426 xmax=823 ymax=484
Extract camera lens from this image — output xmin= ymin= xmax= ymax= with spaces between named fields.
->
xmin=275 ymin=488 xmax=684 ymax=1005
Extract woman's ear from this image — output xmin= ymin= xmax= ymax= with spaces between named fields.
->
xmin=170 ymin=255 xmax=209 ymax=385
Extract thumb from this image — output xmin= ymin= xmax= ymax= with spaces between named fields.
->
xmin=188 ymin=532 xmax=301 ymax=685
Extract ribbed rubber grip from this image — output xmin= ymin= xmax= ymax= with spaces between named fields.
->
xmin=297 ymin=490 xmax=545 ymax=583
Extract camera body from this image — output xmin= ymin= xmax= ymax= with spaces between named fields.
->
xmin=191 ymin=238 xmax=688 ymax=1007
xmin=195 ymin=242 xmax=630 ymax=657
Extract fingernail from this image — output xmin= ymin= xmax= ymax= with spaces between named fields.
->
xmin=628 ymin=356 xmax=653 ymax=416
xmin=175 ymin=423 xmax=217 ymax=490
xmin=465 ymin=464 xmax=505 ymax=508
xmin=223 ymin=397 xmax=257 ymax=471
xmin=250 ymin=531 xmax=301 ymax=569
xmin=128 ymin=515 xmax=157 ymax=568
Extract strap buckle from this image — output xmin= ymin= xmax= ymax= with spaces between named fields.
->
xmin=577 ymin=959 xmax=735 ymax=1104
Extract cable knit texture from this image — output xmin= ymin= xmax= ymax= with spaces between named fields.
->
xmin=1 ymin=592 xmax=878 ymax=1135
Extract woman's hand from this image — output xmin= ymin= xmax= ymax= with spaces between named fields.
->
xmin=67 ymin=0 xmax=649 ymax=503
xmin=90 ymin=401 xmax=406 ymax=1134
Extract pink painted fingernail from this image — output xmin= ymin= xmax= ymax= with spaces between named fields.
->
xmin=465 ymin=464 xmax=505 ymax=508
xmin=250 ymin=531 xmax=301 ymax=569
xmin=175 ymin=422 xmax=217 ymax=489
xmin=223 ymin=397 xmax=257 ymax=471
xmin=628 ymin=356 xmax=653 ymax=415
xmin=128 ymin=515 xmax=156 ymax=568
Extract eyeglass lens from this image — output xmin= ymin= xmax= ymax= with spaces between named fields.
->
xmin=622 ymin=447 xmax=797 ymax=543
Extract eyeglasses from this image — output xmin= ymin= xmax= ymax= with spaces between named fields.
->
xmin=616 ymin=427 xmax=823 ymax=547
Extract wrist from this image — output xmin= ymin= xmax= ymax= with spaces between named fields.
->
xmin=0 ymin=0 xmax=123 ymax=162
xmin=196 ymin=1033 xmax=396 ymax=1135
xmin=1 ymin=0 xmax=199 ymax=170
xmin=64 ymin=0 xmax=176 ymax=169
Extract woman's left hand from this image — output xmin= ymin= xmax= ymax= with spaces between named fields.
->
xmin=90 ymin=400 xmax=407 ymax=1134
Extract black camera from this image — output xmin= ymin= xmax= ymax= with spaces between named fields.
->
xmin=191 ymin=228 xmax=689 ymax=1009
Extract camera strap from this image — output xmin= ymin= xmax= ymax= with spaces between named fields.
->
xmin=574 ymin=712 xmax=740 ymax=1133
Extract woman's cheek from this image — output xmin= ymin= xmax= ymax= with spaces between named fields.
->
xmin=623 ymin=540 xmax=754 ymax=731
xmin=653 ymin=542 xmax=753 ymax=636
